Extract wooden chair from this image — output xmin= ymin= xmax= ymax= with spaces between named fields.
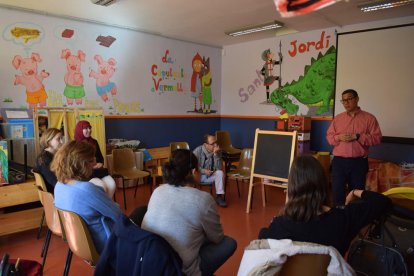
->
xmin=38 ymin=190 xmax=71 ymax=272
xmin=279 ymin=253 xmax=331 ymax=276
xmin=144 ymin=147 xmax=170 ymax=192
xmin=112 ymin=148 xmax=150 ymax=209
xmin=33 ymin=171 xmax=48 ymax=240
xmin=227 ymin=148 xmax=253 ymax=198
xmin=57 ymin=209 xmax=100 ymax=276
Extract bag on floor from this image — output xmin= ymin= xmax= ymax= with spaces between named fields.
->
xmin=0 ymin=254 xmax=42 ymax=276
xmin=348 ymin=238 xmax=407 ymax=276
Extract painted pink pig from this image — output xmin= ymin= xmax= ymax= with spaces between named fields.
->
xmin=89 ymin=54 xmax=117 ymax=102
xmin=12 ymin=52 xmax=49 ymax=109
xmin=61 ymin=49 xmax=86 ymax=105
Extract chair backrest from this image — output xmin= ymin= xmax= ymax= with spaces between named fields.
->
xmin=33 ymin=171 xmax=48 ymax=193
xmin=145 ymin=147 xmax=170 ymax=175
xmin=238 ymin=148 xmax=253 ymax=174
xmin=170 ymin=142 xmax=190 ymax=155
xmin=216 ymin=131 xmax=233 ymax=150
xmin=38 ymin=190 xmax=62 ymax=237
xmin=112 ymin=148 xmax=137 ymax=172
xmin=279 ymin=253 xmax=331 ymax=276
xmin=57 ymin=209 xmax=100 ymax=265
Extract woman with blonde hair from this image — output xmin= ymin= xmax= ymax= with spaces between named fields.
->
xmin=34 ymin=128 xmax=64 ymax=193
xmin=52 ymin=140 xmax=122 ymax=253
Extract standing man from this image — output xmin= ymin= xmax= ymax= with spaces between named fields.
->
xmin=193 ymin=134 xmax=227 ymax=207
xmin=327 ymin=89 xmax=382 ymax=206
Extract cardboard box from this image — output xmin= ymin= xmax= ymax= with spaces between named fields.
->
xmin=297 ymin=131 xmax=311 ymax=141
xmin=288 ymin=116 xmax=311 ymax=131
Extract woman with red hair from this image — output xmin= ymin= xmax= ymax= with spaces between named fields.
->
xmin=74 ymin=120 xmax=116 ymax=198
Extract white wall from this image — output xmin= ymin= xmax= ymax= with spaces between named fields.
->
xmin=0 ymin=7 xmax=222 ymax=115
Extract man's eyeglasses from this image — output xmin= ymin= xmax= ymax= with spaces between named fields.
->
xmin=340 ymin=96 xmax=356 ymax=104
xmin=207 ymin=141 xmax=217 ymax=146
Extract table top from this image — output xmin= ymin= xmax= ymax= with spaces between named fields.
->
xmin=0 ymin=180 xmax=38 ymax=208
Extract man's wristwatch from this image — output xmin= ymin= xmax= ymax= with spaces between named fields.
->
xmin=356 ymin=133 xmax=360 ymax=140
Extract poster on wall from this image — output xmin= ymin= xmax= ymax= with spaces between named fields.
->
xmin=0 ymin=8 xmax=222 ymax=116
xmin=222 ymin=28 xmax=336 ymax=118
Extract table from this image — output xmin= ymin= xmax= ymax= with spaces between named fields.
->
xmin=0 ymin=180 xmax=43 ymax=236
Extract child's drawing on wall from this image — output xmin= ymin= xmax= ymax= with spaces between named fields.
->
xmin=201 ymin=56 xmax=212 ymax=114
xmin=12 ymin=52 xmax=49 ymax=109
xmin=61 ymin=49 xmax=86 ymax=105
xmin=190 ymin=53 xmax=203 ymax=112
xmin=89 ymin=55 xmax=117 ymax=102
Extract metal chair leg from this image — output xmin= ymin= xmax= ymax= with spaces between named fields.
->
xmin=134 ymin=179 xmax=139 ymax=198
xmin=63 ymin=249 xmax=73 ymax=276
xmin=236 ymin=179 xmax=241 ymax=198
xmin=42 ymin=229 xmax=52 ymax=268
xmin=40 ymin=226 xmax=49 ymax=257
xmin=122 ymin=178 xmax=127 ymax=210
xmin=37 ymin=210 xmax=45 ymax=240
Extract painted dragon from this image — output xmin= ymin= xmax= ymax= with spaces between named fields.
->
xmin=271 ymin=45 xmax=336 ymax=115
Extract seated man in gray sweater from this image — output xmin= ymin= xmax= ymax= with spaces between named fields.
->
xmin=193 ymin=134 xmax=227 ymax=207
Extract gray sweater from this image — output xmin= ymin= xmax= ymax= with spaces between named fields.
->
xmin=141 ymin=184 xmax=224 ymax=276
xmin=193 ymin=145 xmax=222 ymax=174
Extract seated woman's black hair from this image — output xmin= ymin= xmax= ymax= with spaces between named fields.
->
xmin=163 ymin=149 xmax=198 ymax=187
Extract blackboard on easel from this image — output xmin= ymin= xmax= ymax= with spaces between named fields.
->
xmin=246 ymin=129 xmax=297 ymax=213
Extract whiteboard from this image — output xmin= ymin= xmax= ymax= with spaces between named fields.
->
xmin=335 ymin=24 xmax=414 ymax=140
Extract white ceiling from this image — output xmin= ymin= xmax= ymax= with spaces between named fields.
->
xmin=0 ymin=0 xmax=413 ymax=47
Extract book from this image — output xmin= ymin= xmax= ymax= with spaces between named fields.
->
xmin=0 ymin=140 xmax=9 ymax=185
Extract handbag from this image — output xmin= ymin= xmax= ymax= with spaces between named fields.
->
xmin=348 ymin=238 xmax=407 ymax=276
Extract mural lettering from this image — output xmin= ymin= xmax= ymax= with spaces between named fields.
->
xmin=288 ymin=31 xmax=331 ymax=58
xmin=113 ymin=99 xmax=141 ymax=113
xmin=47 ymin=90 xmax=63 ymax=107
xmin=238 ymin=70 xmax=264 ymax=103
xmin=150 ymin=49 xmax=185 ymax=94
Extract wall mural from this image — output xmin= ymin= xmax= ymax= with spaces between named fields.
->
xmin=0 ymin=8 xmax=221 ymax=116
xmin=233 ymin=30 xmax=336 ymax=118
xmin=271 ymin=45 xmax=336 ymax=116
xmin=150 ymin=49 xmax=184 ymax=94
xmin=12 ymin=52 xmax=49 ymax=109
xmin=189 ymin=53 xmax=216 ymax=114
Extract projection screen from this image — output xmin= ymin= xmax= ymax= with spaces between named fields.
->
xmin=335 ymin=24 xmax=414 ymax=142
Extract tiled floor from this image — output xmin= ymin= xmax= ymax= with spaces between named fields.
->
xmin=0 ymin=179 xmax=286 ymax=275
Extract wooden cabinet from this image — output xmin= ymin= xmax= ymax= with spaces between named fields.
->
xmin=0 ymin=180 xmax=43 ymax=236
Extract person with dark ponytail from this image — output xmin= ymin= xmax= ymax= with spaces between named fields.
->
xmin=141 ymin=149 xmax=237 ymax=276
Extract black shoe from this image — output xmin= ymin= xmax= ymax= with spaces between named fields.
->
xmin=215 ymin=196 xmax=227 ymax=208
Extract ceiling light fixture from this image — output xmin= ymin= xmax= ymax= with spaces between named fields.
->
xmin=358 ymin=0 xmax=414 ymax=12
xmin=225 ymin=21 xmax=284 ymax=37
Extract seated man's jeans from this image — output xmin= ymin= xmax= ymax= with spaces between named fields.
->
xmin=200 ymin=170 xmax=224 ymax=195
xmin=199 ymin=235 xmax=237 ymax=276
